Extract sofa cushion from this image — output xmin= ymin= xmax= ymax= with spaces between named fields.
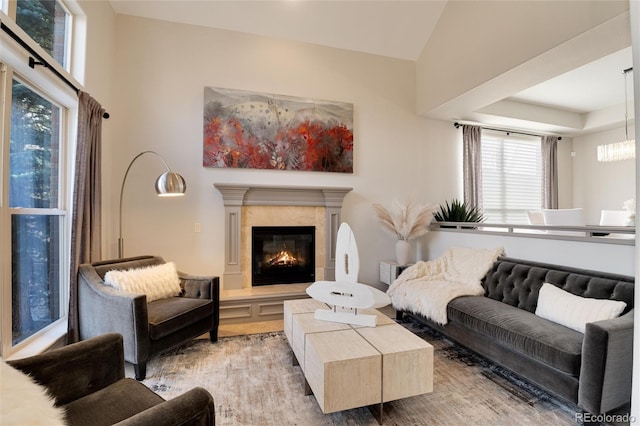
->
xmin=104 ymin=262 xmax=182 ymax=303
xmin=62 ymin=378 xmax=164 ymax=426
xmin=535 ymin=283 xmax=626 ymax=333
xmin=448 ymin=296 xmax=583 ymax=376
xmin=147 ymin=297 xmax=213 ymax=340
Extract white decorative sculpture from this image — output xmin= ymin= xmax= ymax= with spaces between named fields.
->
xmin=306 ymin=223 xmax=390 ymax=327
xmin=334 ymin=220 xmax=360 ymax=283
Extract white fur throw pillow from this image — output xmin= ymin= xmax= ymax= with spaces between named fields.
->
xmin=104 ymin=262 xmax=181 ymax=303
xmin=535 ymin=283 xmax=626 ymax=333
xmin=0 ymin=360 xmax=66 ymax=425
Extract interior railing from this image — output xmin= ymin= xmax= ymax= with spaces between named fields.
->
xmin=431 ymin=222 xmax=635 ymax=245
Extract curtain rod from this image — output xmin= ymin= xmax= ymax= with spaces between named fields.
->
xmin=453 ymin=122 xmax=561 ymax=140
xmin=1 ymin=22 xmax=110 ymax=119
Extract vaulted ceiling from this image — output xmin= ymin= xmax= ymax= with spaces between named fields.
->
xmin=108 ymin=0 xmax=633 ymax=137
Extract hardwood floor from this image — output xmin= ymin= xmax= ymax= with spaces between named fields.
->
xmin=218 ymin=320 xmax=284 ymax=337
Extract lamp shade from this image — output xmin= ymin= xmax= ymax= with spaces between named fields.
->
xmin=155 ymin=171 xmax=187 ymax=196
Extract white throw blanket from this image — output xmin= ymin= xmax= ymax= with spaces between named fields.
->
xmin=0 ymin=360 xmax=66 ymax=425
xmin=387 ymin=246 xmax=504 ymax=325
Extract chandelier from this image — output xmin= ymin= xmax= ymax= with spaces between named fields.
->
xmin=597 ymin=67 xmax=635 ymax=162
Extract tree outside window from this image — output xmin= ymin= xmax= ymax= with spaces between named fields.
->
xmin=15 ymin=0 xmax=69 ymax=68
xmin=9 ymin=79 xmax=63 ymax=345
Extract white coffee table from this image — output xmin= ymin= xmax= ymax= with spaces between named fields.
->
xmin=284 ymin=299 xmax=433 ymax=423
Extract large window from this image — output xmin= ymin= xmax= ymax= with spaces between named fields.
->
xmin=15 ymin=0 xmax=71 ymax=69
xmin=1 ymin=0 xmax=80 ymax=357
xmin=481 ymin=132 xmax=542 ymax=224
xmin=9 ymin=79 xmax=66 ymax=345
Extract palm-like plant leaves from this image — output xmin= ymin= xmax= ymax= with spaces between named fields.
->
xmin=434 ymin=199 xmax=485 ymax=223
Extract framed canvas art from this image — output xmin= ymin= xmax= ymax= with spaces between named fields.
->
xmin=203 ymin=87 xmax=353 ymax=173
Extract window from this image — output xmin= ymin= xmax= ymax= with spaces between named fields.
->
xmin=9 ymin=78 xmax=66 ymax=345
xmin=1 ymin=2 xmax=81 ymax=357
xmin=15 ymin=0 xmax=71 ymax=69
xmin=481 ymin=132 xmax=542 ymax=224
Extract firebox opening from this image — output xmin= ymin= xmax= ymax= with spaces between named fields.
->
xmin=252 ymin=226 xmax=315 ymax=286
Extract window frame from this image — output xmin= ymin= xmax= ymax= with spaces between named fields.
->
xmin=1 ymin=11 xmax=79 ymax=359
xmin=8 ymin=0 xmax=73 ymax=72
xmin=480 ymin=130 xmax=543 ymax=224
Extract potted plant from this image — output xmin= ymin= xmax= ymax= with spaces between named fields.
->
xmin=433 ymin=199 xmax=485 ymax=228
xmin=373 ymin=199 xmax=436 ymax=265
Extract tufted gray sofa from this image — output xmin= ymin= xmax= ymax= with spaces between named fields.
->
xmin=397 ymin=256 xmax=634 ymax=416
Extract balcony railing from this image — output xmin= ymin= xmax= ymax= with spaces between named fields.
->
xmin=431 ymin=222 xmax=635 ymax=245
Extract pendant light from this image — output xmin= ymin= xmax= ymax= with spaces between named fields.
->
xmin=597 ymin=67 xmax=635 ymax=162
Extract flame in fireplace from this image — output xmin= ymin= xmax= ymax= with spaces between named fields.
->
xmin=266 ymin=245 xmax=300 ymax=266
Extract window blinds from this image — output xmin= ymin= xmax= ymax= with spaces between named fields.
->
xmin=481 ymin=133 xmax=542 ymax=224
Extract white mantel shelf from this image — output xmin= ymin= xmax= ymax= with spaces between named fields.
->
xmin=214 ymin=183 xmax=353 ymax=292
xmin=214 ymin=184 xmax=353 ymax=207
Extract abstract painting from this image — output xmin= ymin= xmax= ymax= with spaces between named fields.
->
xmin=203 ymin=87 xmax=353 ymax=173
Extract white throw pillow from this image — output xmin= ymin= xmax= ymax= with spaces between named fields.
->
xmin=535 ymin=283 xmax=626 ymax=333
xmin=0 ymin=360 xmax=66 ymax=425
xmin=104 ymin=262 xmax=181 ymax=303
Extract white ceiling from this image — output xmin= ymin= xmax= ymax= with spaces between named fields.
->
xmin=109 ymin=0 xmax=448 ymax=61
xmin=108 ymin=0 xmax=633 ymax=137
xmin=510 ymin=47 xmax=633 ymax=115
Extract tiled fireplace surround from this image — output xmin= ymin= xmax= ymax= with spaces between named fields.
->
xmin=214 ymin=184 xmax=353 ymax=291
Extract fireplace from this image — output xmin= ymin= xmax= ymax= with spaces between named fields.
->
xmin=252 ymin=226 xmax=316 ymax=286
xmin=214 ymin=184 xmax=352 ymax=290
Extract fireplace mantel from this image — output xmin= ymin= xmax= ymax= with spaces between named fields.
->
xmin=214 ymin=184 xmax=353 ymax=207
xmin=214 ymin=184 xmax=353 ymax=290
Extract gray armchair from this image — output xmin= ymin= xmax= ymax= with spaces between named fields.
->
xmin=7 ymin=333 xmax=215 ymax=426
xmin=78 ymin=256 xmax=220 ymax=380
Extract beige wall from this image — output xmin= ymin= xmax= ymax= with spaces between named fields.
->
xmin=105 ymin=15 xmax=459 ymax=286
xmin=76 ymin=1 xmax=638 ymax=414
xmin=572 ymin=124 xmax=636 ymax=224
xmin=416 ymin=0 xmax=629 ymax=115
xmin=80 ymin=2 xmax=632 ymax=287
xmin=77 ymin=0 xmax=117 ymax=256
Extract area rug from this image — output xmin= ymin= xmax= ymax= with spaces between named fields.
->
xmin=141 ymin=320 xmax=579 ymax=425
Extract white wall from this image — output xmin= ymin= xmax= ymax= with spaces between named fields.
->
xmin=95 ymin=8 xmax=636 ymax=289
xmin=572 ymin=124 xmax=636 ymax=224
xmin=628 ymin=2 xmax=639 ymax=420
xmin=425 ymin=230 xmax=635 ymax=276
xmin=78 ymin=0 xmax=116 ymax=105
xmin=416 ymin=0 xmax=629 ymax=115
xmin=84 ymin=2 xmax=638 ymax=419
xmin=107 ymin=15 xmax=459 ymax=287
xmin=77 ymin=1 xmax=117 ymax=257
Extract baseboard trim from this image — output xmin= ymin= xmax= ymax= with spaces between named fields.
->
xmin=220 ymin=283 xmax=311 ymax=324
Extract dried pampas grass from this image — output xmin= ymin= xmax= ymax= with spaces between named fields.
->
xmin=373 ymin=199 xmax=437 ymax=241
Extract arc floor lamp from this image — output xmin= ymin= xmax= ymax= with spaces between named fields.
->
xmin=118 ymin=150 xmax=187 ymax=257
